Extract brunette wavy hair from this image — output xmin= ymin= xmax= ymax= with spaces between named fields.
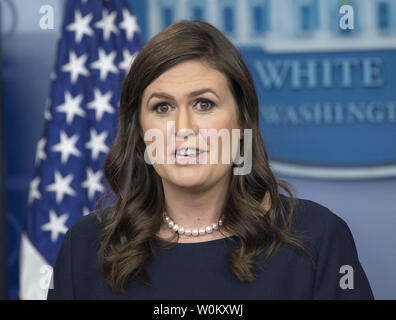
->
xmin=95 ymin=20 xmax=312 ymax=293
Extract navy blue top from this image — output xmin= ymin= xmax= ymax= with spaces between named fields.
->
xmin=47 ymin=196 xmax=374 ymax=300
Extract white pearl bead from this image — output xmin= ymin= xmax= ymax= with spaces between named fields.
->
xmin=162 ymin=214 xmax=224 ymax=237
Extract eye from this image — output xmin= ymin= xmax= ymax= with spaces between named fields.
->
xmin=153 ymin=103 xmax=172 ymax=114
xmin=152 ymin=99 xmax=215 ymax=113
xmin=195 ymin=99 xmax=215 ymax=111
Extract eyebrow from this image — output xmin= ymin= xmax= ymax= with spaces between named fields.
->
xmin=146 ymin=88 xmax=221 ymax=105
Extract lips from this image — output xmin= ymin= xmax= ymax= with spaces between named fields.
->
xmin=172 ymin=147 xmax=206 ymax=157
xmin=170 ymin=146 xmax=207 ymax=166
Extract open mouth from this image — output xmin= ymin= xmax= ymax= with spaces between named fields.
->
xmin=175 ymin=147 xmax=205 ymax=158
xmin=171 ymin=147 xmax=207 ymax=165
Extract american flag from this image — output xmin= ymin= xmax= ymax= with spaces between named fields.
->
xmin=19 ymin=0 xmax=141 ymax=299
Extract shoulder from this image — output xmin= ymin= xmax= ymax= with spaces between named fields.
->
xmin=280 ymin=195 xmax=356 ymax=256
xmin=62 ymin=209 xmax=107 ymax=270
xmin=48 ymin=209 xmax=107 ymax=299
xmin=279 ymin=196 xmax=374 ymax=299
xmin=64 ymin=209 xmax=106 ymax=252
xmin=282 ymin=195 xmax=351 ymax=236
xmin=69 ymin=210 xmax=102 ymax=238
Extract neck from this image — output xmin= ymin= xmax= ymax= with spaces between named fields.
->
xmin=161 ymin=175 xmax=230 ymax=231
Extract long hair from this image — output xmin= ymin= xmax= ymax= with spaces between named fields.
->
xmin=95 ymin=20 xmax=312 ymax=293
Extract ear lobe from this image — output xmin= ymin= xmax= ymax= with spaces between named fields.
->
xmin=262 ymin=191 xmax=272 ymax=212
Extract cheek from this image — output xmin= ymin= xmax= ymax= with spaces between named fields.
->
xmin=198 ymin=116 xmax=241 ymax=162
xmin=141 ymin=123 xmax=169 ymax=165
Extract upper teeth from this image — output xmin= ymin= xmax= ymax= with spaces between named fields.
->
xmin=176 ymin=148 xmax=198 ymax=156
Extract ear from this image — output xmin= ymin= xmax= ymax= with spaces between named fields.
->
xmin=261 ymin=191 xmax=272 ymax=212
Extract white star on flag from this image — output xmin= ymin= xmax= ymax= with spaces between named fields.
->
xmin=85 ymin=128 xmax=109 ymax=161
xmin=82 ymin=207 xmax=91 ymax=216
xmin=28 ymin=177 xmax=42 ymax=205
xmin=56 ymin=91 xmax=86 ymax=124
xmin=41 ymin=210 xmax=69 ymax=243
xmin=81 ymin=167 xmax=104 ymax=200
xmin=44 ymin=98 xmax=52 ymax=121
xmin=46 ymin=171 xmax=76 ymax=203
xmin=66 ymin=10 xmax=94 ymax=43
xmin=87 ymin=88 xmax=115 ymax=121
xmin=90 ymin=49 xmax=118 ymax=81
xmin=61 ymin=51 xmax=89 ymax=84
xmin=51 ymin=131 xmax=81 ymax=164
xmin=35 ymin=137 xmax=47 ymax=167
xmin=119 ymin=49 xmax=137 ymax=72
xmin=119 ymin=9 xmax=140 ymax=40
xmin=94 ymin=9 xmax=118 ymax=41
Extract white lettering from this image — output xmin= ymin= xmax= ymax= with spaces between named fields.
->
xmin=339 ymin=265 xmax=354 ymax=289
xmin=39 ymin=265 xmax=53 ymax=290
xmin=39 ymin=5 xmax=54 ymax=30
xmin=339 ymin=5 xmax=354 ymax=30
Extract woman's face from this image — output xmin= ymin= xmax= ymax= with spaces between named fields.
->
xmin=140 ymin=59 xmax=241 ymax=191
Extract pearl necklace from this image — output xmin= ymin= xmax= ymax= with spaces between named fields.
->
xmin=163 ymin=215 xmax=223 ymax=237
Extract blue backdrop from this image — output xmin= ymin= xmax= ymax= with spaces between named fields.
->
xmin=2 ymin=0 xmax=395 ymax=299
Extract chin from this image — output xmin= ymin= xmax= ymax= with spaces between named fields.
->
xmin=167 ymin=168 xmax=209 ymax=189
xmin=173 ymin=181 xmax=206 ymax=190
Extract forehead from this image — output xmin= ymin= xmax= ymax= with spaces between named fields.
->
xmin=142 ymin=60 xmax=230 ymax=97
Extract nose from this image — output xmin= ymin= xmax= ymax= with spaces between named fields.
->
xmin=175 ymin=107 xmax=196 ymax=139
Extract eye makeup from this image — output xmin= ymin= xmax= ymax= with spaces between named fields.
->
xmin=151 ymin=98 xmax=216 ymax=114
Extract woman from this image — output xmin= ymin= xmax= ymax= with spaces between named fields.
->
xmin=47 ymin=20 xmax=373 ymax=299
